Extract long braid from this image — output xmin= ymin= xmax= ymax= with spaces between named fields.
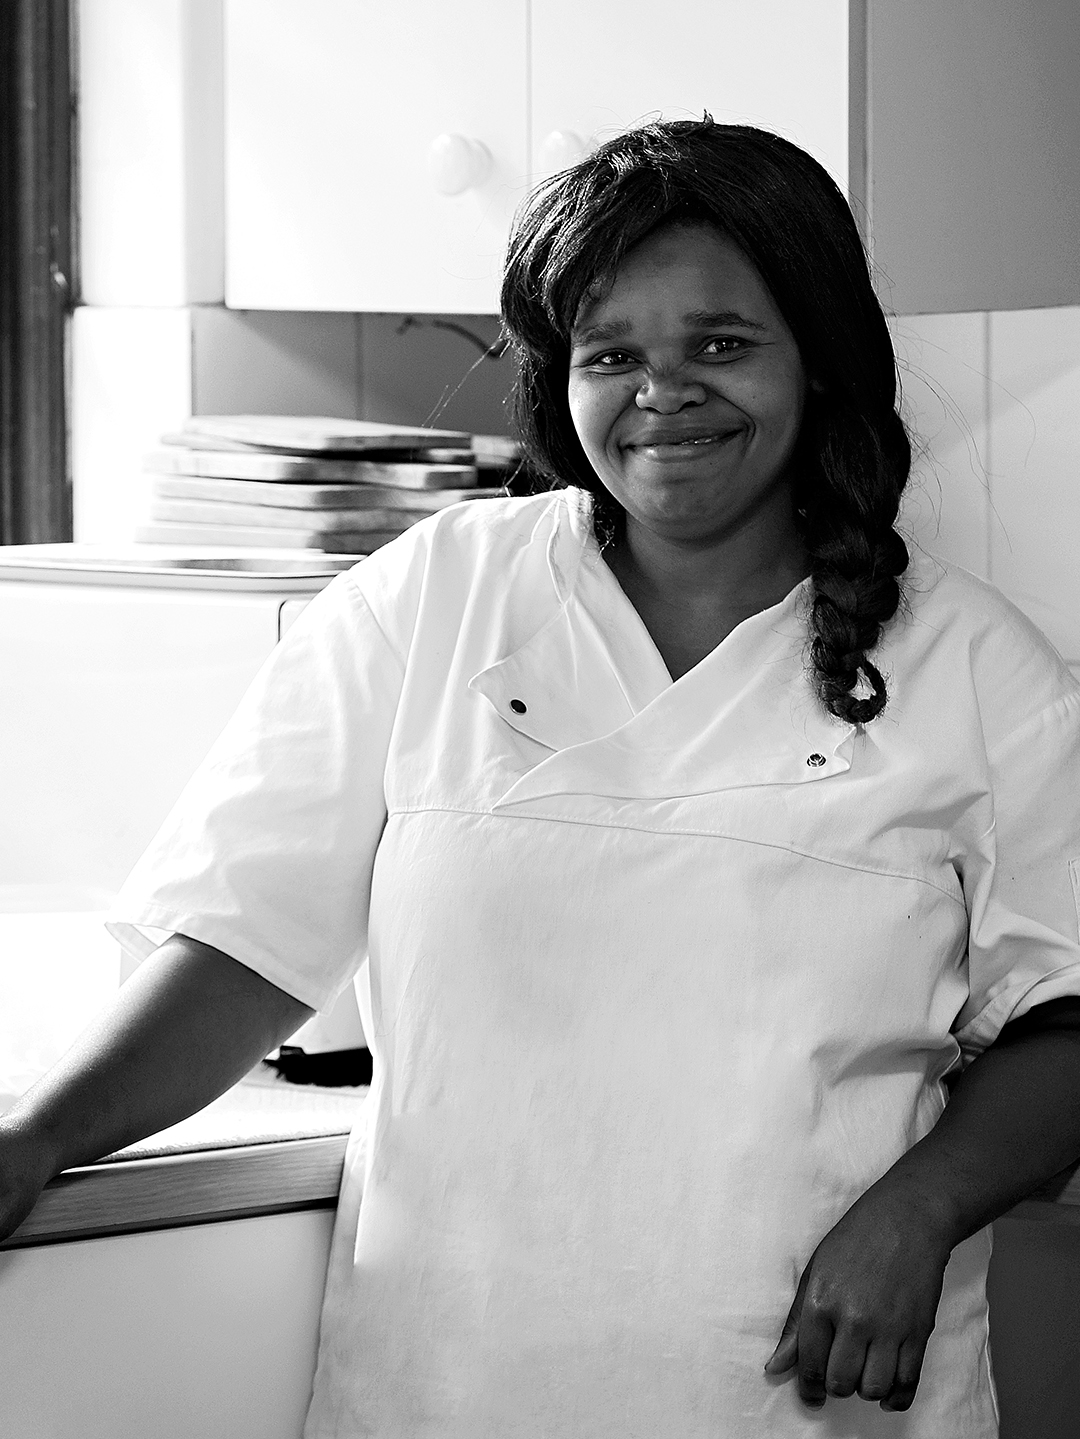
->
xmin=798 ymin=400 xmax=911 ymax=725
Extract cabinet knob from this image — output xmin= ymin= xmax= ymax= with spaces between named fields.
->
xmin=538 ymin=130 xmax=588 ymax=173
xmin=428 ymin=134 xmax=493 ymax=195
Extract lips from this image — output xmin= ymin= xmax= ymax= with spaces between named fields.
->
xmin=624 ymin=427 xmax=740 ymax=455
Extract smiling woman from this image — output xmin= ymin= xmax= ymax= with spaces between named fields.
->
xmin=5 ymin=117 xmax=1080 ymax=1439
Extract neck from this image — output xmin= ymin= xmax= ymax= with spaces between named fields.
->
xmin=598 ymin=494 xmax=810 ymax=681
xmin=605 ymin=502 xmax=809 ymax=616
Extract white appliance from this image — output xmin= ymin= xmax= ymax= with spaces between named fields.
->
xmin=0 ymin=544 xmax=366 ymax=1055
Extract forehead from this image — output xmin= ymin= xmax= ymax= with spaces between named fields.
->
xmin=571 ymin=223 xmax=780 ymax=337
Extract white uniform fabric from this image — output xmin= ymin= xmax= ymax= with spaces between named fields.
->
xmin=114 ymin=490 xmax=1080 ymax=1437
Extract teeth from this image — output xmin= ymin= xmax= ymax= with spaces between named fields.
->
xmin=633 ymin=432 xmax=730 ymax=449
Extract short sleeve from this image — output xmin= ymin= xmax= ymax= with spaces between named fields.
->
xmin=954 ymin=688 xmax=1080 ymax=1058
xmin=109 ymin=570 xmax=404 ymax=1012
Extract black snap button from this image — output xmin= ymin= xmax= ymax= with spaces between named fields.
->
xmin=807 ymin=753 xmax=826 ymax=767
xmin=509 ymin=698 xmax=527 ymax=714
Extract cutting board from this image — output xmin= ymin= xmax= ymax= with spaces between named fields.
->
xmin=146 ymin=446 xmax=478 ymax=489
xmin=180 ymin=415 xmax=471 ymax=454
xmin=135 ymin=521 xmax=397 ymax=553
xmin=147 ymin=473 xmax=499 ymax=512
xmin=149 ymin=497 xmax=419 ymax=534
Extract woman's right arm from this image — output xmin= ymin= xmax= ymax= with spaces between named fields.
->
xmin=0 ymin=934 xmax=314 ymax=1243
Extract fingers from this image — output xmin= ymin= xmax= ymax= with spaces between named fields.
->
xmin=763 ymin=1268 xmax=808 ymax=1376
xmin=856 ymin=1341 xmax=899 ymax=1403
xmin=763 ymin=1325 xmax=798 ymax=1376
xmin=767 ymin=1305 xmax=927 ymax=1411
xmin=879 ymin=1337 xmax=929 ymax=1413
xmin=792 ymin=1308 xmax=834 ymax=1408
xmin=825 ymin=1328 xmax=871 ymax=1400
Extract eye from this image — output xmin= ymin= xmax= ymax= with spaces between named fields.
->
xmin=700 ymin=335 xmax=748 ymax=359
xmin=581 ymin=348 xmax=638 ymax=370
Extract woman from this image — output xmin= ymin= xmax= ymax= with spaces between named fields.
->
xmin=4 ymin=120 xmax=1080 ymax=1437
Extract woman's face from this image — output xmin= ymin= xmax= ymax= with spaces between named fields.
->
xmin=567 ymin=223 xmax=808 ymax=549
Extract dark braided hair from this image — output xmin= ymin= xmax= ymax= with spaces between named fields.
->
xmin=500 ymin=119 xmax=911 ymax=724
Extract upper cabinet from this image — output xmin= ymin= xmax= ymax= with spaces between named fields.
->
xmin=224 ymin=0 xmax=849 ymax=313
xmin=867 ymin=0 xmax=1080 ymax=315
xmin=224 ymin=0 xmax=529 ymax=313
xmin=528 ymin=1 xmax=848 ymax=189
xmin=223 ymin=0 xmax=1080 ymax=317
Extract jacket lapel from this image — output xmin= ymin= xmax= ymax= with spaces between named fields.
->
xmin=489 ymin=596 xmax=857 ymax=808
xmin=469 ymin=596 xmax=638 ymax=753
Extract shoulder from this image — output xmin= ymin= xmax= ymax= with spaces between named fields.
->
xmin=892 ymin=550 xmax=1079 ymax=749
xmin=333 ymin=489 xmax=575 ymax=650
xmin=348 ymin=491 xmax=564 ymax=584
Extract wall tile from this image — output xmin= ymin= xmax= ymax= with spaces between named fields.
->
xmin=989 ymin=307 xmax=1080 ymax=665
xmin=359 ymin=314 xmax=514 ymax=436
xmin=891 ymin=313 xmax=991 ymax=579
xmin=71 ymin=308 xmax=193 ymax=542
xmin=192 ymin=308 xmax=360 ymax=418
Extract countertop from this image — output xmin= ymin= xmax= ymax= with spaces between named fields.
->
xmin=0 ymin=1066 xmax=369 ymax=1250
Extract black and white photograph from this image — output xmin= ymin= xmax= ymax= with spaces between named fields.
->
xmin=2 ymin=4 xmax=1080 ymax=1436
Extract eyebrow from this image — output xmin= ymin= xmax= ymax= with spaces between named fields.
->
xmin=571 ymin=309 xmax=769 ymax=346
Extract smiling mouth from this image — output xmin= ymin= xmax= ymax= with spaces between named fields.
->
xmin=627 ymin=430 xmax=739 ymax=456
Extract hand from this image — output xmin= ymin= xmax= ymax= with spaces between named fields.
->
xmin=764 ymin=1187 xmax=953 ymax=1413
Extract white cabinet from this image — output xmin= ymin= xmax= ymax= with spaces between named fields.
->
xmin=529 ymin=0 xmax=848 ymax=188
xmin=0 ymin=555 xmax=344 ymax=894
xmin=224 ymin=0 xmax=850 ymax=313
xmin=224 ymin=0 xmax=529 ymax=313
xmin=0 ymin=1211 xmax=333 ymax=1439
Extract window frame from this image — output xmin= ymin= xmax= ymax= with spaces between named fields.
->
xmin=0 ymin=0 xmax=74 ymax=545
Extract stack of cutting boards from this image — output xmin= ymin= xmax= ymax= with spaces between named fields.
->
xmin=137 ymin=415 xmax=515 ymax=552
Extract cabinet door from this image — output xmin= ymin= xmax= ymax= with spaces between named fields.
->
xmin=531 ymin=0 xmax=850 ymax=192
xmin=225 ymin=0 xmax=528 ymax=313
xmin=0 ymin=1211 xmax=334 ymax=1439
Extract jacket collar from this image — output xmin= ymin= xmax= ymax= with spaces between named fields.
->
xmin=469 ymin=490 xmax=857 ymax=803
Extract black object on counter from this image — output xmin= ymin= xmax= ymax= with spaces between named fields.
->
xmin=264 ymin=1046 xmax=373 ymax=1087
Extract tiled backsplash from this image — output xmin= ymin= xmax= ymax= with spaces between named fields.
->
xmin=896 ymin=308 xmax=1080 ymax=671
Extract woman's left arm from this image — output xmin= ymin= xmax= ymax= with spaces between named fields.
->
xmin=766 ymin=996 xmax=1080 ymax=1413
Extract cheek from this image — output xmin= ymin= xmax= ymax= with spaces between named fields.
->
xmin=752 ymin=372 xmax=807 ymax=449
xmin=567 ymin=383 xmax=614 ymax=461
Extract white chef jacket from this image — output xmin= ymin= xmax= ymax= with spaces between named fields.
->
xmin=114 ymin=489 xmax=1080 ymax=1438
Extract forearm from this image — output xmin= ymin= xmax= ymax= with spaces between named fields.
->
xmin=767 ymin=1002 xmax=1080 ymax=1408
xmin=865 ymin=1009 xmax=1080 ymax=1245
xmin=0 ymin=934 xmax=313 ymax=1178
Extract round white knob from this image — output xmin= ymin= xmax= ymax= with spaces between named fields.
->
xmin=427 ymin=134 xmax=493 ymax=195
xmin=538 ymin=129 xmax=587 ymax=173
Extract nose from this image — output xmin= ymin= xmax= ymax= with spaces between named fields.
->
xmin=634 ymin=366 xmax=707 ymax=413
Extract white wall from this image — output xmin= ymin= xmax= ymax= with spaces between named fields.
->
xmin=896 ymin=308 xmax=1080 ymax=671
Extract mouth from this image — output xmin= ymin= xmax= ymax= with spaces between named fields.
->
xmin=624 ymin=429 xmax=740 ymax=459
